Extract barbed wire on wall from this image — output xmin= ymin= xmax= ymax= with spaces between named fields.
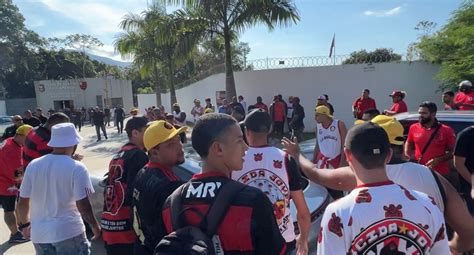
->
xmin=173 ymin=54 xmax=419 ymax=89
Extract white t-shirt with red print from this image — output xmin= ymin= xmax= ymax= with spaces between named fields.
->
xmin=317 ymin=181 xmax=449 ymax=255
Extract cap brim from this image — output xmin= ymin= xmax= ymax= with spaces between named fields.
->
xmin=153 ymin=126 xmax=188 ymax=149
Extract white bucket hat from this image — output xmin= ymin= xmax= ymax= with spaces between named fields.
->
xmin=47 ymin=123 xmax=82 ymax=147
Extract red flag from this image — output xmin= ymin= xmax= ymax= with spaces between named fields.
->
xmin=329 ymin=34 xmax=335 ymax=57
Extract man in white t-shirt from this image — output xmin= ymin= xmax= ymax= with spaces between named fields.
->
xmin=18 ymin=123 xmax=101 ymax=255
xmin=190 ymin=99 xmax=204 ymax=123
xmin=232 ymin=109 xmax=310 ymax=255
xmin=283 ymin=115 xmax=474 ymax=253
xmin=303 ymin=122 xmax=449 ymax=254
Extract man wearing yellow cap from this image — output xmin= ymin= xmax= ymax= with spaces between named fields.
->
xmin=313 ymin=105 xmax=347 ymax=170
xmin=132 ymin=120 xmax=187 ymax=255
xmin=0 ymin=124 xmax=32 ymax=243
xmin=283 ymin=115 xmax=474 ymax=253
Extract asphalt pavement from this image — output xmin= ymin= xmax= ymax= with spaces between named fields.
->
xmin=0 ymin=121 xmax=133 ymax=255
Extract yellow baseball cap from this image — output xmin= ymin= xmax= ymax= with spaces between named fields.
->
xmin=204 ymin=108 xmax=214 ymax=114
xmin=314 ymin=105 xmax=332 ymax=118
xmin=370 ymin=115 xmax=404 ymax=145
xmin=16 ymin=124 xmax=33 ymax=136
xmin=144 ymin=120 xmax=187 ymax=151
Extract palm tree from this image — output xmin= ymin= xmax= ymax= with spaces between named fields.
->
xmin=161 ymin=0 xmax=300 ymax=100
xmin=116 ymin=4 xmax=201 ymax=108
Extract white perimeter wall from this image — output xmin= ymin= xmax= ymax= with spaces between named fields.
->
xmin=0 ymin=100 xmax=6 ymax=115
xmin=137 ymin=94 xmax=157 ymax=114
xmin=156 ymin=61 xmax=441 ymax=131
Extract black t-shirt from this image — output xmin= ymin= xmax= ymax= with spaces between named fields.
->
xmin=114 ymin=108 xmax=125 ymax=120
xmin=23 ymin=117 xmax=41 ymax=127
xmin=38 ymin=115 xmax=48 ymax=125
xmin=454 ymin=126 xmax=474 ymax=173
xmin=286 ymin=155 xmax=304 ymax=191
xmin=133 ymin=162 xmax=184 ymax=254
xmin=290 ymin=104 xmax=305 ymax=130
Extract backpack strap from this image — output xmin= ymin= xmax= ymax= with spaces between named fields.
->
xmin=169 ymin=184 xmax=187 ymax=231
xmin=200 ymin=181 xmax=246 ymax=236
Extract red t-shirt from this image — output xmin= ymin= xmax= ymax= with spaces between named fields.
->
xmin=273 ymin=102 xmax=286 ymax=122
xmin=454 ymin=91 xmax=474 ymax=110
xmin=389 ymin=100 xmax=408 ymax=114
xmin=353 ymin=97 xmax=377 ymax=119
xmin=0 ymin=138 xmax=23 ymax=196
xmin=407 ymin=122 xmax=456 ymax=175
xmin=254 ymin=102 xmax=268 ymax=112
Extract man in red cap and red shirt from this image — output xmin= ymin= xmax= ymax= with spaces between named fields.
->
xmin=352 ymin=89 xmax=377 ymax=119
xmin=454 ymin=80 xmax=474 ymax=110
xmin=384 ymin=90 xmax=408 ymax=116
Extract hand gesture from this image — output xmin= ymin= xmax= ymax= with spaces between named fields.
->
xmin=281 ymin=137 xmax=300 ymax=159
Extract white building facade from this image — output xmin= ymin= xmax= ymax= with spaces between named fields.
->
xmin=34 ymin=77 xmax=133 ymax=111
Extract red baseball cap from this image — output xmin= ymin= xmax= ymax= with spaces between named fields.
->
xmin=389 ymin=91 xmax=403 ymax=97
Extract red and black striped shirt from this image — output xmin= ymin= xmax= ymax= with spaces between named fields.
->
xmin=162 ymin=172 xmax=287 ymax=255
xmin=23 ymin=126 xmax=52 ymax=168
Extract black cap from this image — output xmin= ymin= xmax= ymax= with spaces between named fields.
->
xmin=345 ymin=122 xmax=390 ymax=156
xmin=244 ymin=109 xmax=271 ymax=133
xmin=125 ymin=116 xmax=149 ymax=135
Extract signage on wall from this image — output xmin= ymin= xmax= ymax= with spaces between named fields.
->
xmin=80 ymin=81 xmax=88 ymax=90
xmin=38 ymin=84 xmax=45 ymax=93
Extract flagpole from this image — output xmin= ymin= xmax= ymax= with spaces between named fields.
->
xmin=333 ymin=34 xmax=336 ymax=66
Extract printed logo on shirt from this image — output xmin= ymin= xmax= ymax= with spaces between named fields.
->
xmin=350 ymin=218 xmax=433 ymax=254
xmin=186 ymin=181 xmax=222 ymax=198
xmin=384 ymin=204 xmax=403 ymax=218
xmin=235 ymin=168 xmax=290 ymax=233
xmin=104 ymin=163 xmax=125 ymax=215
xmin=254 ymin=153 xmax=263 ymax=162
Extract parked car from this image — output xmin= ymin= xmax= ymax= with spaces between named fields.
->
xmin=90 ymin=156 xmax=331 ymax=252
xmin=395 ymin=110 xmax=474 ymax=135
xmin=0 ymin=115 xmax=12 ymax=136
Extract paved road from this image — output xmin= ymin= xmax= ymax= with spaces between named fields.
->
xmin=0 ymin=122 xmax=132 ymax=255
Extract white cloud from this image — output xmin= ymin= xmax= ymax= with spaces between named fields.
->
xmin=39 ymin=0 xmax=146 ymax=34
xmin=89 ymin=44 xmax=126 ymax=62
xmin=363 ymin=6 xmax=402 ymax=17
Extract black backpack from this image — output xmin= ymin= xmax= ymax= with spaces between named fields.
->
xmin=155 ymin=181 xmax=245 ymax=255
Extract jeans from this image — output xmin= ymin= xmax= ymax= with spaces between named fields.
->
xmin=116 ymin=119 xmax=124 ymax=133
xmin=34 ymin=233 xmax=90 ymax=255
xmin=95 ymin=124 xmax=107 ymax=140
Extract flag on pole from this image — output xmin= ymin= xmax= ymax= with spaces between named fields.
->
xmin=329 ymin=34 xmax=335 ymax=57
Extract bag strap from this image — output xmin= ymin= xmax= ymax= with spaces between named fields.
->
xmin=169 ymin=180 xmax=246 ymax=236
xmin=418 ymin=123 xmax=442 ymax=163
xmin=201 ymin=181 xmax=246 ymax=236
xmin=169 ymin=185 xmax=187 ymax=231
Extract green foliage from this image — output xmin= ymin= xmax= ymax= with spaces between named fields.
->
xmin=160 ymin=0 xmax=300 ymax=100
xmin=415 ymin=1 xmax=474 ymax=89
xmin=343 ymin=48 xmax=402 ymax=64
xmin=137 ymin=87 xmax=155 ymax=94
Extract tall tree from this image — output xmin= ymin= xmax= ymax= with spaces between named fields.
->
xmin=161 ymin=0 xmax=300 ymax=100
xmin=116 ymin=4 xmax=200 ymax=108
xmin=343 ymin=48 xmax=402 ymax=64
xmin=63 ymin=34 xmax=104 ymax=78
xmin=415 ymin=2 xmax=474 ymax=89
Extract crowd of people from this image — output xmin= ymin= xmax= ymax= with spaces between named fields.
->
xmin=0 ymin=79 xmax=473 ymax=255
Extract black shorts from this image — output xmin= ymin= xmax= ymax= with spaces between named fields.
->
xmin=0 ymin=195 xmax=16 ymax=212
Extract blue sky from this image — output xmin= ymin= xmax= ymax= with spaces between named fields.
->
xmin=14 ymin=0 xmax=463 ymax=62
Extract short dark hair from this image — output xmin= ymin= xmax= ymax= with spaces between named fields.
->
xmin=345 ymin=122 xmax=390 ymax=169
xmin=323 ymin=94 xmax=329 ymax=100
xmin=244 ymin=109 xmax=271 ymax=133
xmin=125 ymin=116 xmax=149 ymax=138
xmin=192 ymin=113 xmax=237 ymax=159
xmin=363 ymin=108 xmax=380 ymax=118
xmin=419 ymin=101 xmax=437 ymax=113
xmin=238 ymin=95 xmax=243 ymax=100
xmin=363 ymin=89 xmax=370 ymax=93
xmin=443 ymin=91 xmax=454 ymax=97
xmin=45 ymin=112 xmax=70 ymax=127
xmin=257 ymin=96 xmax=263 ymax=102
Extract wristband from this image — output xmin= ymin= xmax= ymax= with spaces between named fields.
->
xmin=18 ymin=222 xmax=30 ymax=231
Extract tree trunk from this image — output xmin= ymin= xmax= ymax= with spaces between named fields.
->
xmin=168 ymin=57 xmax=177 ymax=110
xmin=223 ymin=24 xmax=237 ymax=101
xmin=153 ymin=64 xmax=162 ymax=107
